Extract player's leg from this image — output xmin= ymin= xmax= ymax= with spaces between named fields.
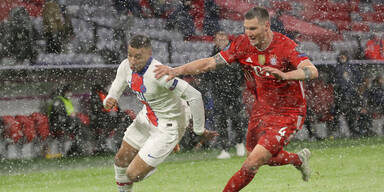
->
xmin=114 ymin=112 xmax=149 ymax=192
xmin=214 ymin=101 xmax=231 ymax=159
xmin=114 ymin=141 xmax=139 ymax=192
xmin=222 ymin=118 xmax=271 ymax=192
xmin=222 ymin=144 xmax=272 ymax=192
xmin=114 ymin=142 xmax=138 ymax=192
xmin=266 ymin=149 xmax=301 ymax=166
xmin=125 ymin=153 xmax=156 ymax=182
xmin=230 ymin=106 xmax=246 ymax=157
xmin=127 ymin=118 xmax=184 ymax=181
xmin=264 ymin=115 xmax=311 ymax=181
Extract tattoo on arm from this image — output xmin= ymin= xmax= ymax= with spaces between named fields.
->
xmin=213 ymin=53 xmax=227 ymax=68
xmin=302 ymin=67 xmax=312 ymax=79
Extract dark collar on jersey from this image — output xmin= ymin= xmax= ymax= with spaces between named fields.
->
xmin=137 ymin=57 xmax=153 ymax=76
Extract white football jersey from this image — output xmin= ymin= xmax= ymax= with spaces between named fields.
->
xmin=106 ymin=57 xmax=204 ymax=134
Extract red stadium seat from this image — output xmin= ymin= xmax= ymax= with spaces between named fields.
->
xmin=15 ymin=115 xmax=37 ymax=143
xmin=361 ymin=12 xmax=384 ymax=23
xmin=373 ymin=4 xmax=384 ymax=12
xmin=30 ymin=112 xmax=50 ymax=141
xmin=351 ymin=22 xmax=370 ymax=32
xmin=328 ymin=11 xmax=351 ymax=22
xmin=335 ymin=21 xmax=351 ymax=31
xmin=271 ymin=1 xmax=292 ymax=11
xmin=2 ymin=116 xmax=23 ymax=143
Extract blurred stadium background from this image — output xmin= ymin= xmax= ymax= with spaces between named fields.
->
xmin=0 ymin=0 xmax=383 ymax=191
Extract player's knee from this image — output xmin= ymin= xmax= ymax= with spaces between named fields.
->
xmin=126 ymin=171 xmax=142 ymax=183
xmin=114 ymin=154 xmax=128 ymax=168
xmin=243 ymin=158 xmax=263 ymax=174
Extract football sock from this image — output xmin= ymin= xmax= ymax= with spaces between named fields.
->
xmin=114 ymin=164 xmax=133 ymax=192
xmin=222 ymin=167 xmax=255 ymax=192
xmin=267 ymin=150 xmax=302 ymax=167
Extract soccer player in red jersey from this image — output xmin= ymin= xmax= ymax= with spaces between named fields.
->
xmin=155 ymin=6 xmax=318 ymax=191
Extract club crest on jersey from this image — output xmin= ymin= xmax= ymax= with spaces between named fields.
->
xmin=258 ymin=55 xmax=265 ymax=65
xmin=140 ymin=84 xmax=146 ymax=92
xmin=245 ymin=57 xmax=253 ymax=63
xmin=270 ymin=55 xmax=278 ymax=65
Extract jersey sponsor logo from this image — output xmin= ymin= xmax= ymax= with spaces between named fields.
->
xmin=245 ymin=57 xmax=253 ymax=63
xmin=258 ymin=55 xmax=265 ymax=65
xmin=270 ymin=55 xmax=278 ymax=65
xmin=169 ymin=79 xmax=178 ymax=90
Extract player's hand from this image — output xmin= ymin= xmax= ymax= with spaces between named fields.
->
xmin=104 ymin=97 xmax=117 ymax=110
xmin=193 ymin=130 xmax=219 ymax=151
xmin=262 ymin=66 xmax=286 ymax=80
xmin=201 ymin=129 xmax=219 ymax=143
xmin=154 ymin=65 xmax=176 ymax=81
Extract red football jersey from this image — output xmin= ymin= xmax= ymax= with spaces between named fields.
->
xmin=219 ymin=32 xmax=309 ymax=116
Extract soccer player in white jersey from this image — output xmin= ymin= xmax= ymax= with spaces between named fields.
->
xmin=104 ymin=35 xmax=218 ymax=192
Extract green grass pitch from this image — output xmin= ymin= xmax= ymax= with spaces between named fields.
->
xmin=1 ymin=137 xmax=383 ymax=192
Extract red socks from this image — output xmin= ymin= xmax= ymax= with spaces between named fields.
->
xmin=267 ymin=150 xmax=302 ymax=167
xmin=223 ymin=150 xmax=302 ymax=192
xmin=222 ymin=167 xmax=255 ymax=192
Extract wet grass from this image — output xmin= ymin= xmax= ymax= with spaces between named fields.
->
xmin=1 ymin=137 xmax=383 ymax=192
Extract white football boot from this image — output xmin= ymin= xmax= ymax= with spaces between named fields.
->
xmin=296 ymin=148 xmax=311 ymax=181
xmin=235 ymin=143 xmax=246 ymax=157
xmin=217 ymin=149 xmax=231 ymax=159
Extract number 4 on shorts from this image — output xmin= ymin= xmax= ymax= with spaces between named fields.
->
xmin=278 ymin=127 xmax=288 ymax=137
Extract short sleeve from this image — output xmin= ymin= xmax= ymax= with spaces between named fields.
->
xmin=219 ymin=35 xmax=249 ymax=64
xmin=157 ymin=76 xmax=189 ymax=97
xmin=285 ymin=40 xmax=309 ymax=68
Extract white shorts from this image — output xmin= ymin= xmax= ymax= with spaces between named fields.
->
xmin=123 ymin=110 xmax=189 ymax=167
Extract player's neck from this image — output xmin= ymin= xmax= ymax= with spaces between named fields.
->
xmin=255 ymin=30 xmax=273 ymax=51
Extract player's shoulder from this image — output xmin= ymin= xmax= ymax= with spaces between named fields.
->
xmin=147 ymin=58 xmax=163 ymax=72
xmin=118 ymin=59 xmax=130 ymax=70
xmin=229 ymin=34 xmax=251 ymax=50
xmin=273 ymin=32 xmax=296 ymax=47
xmin=146 ymin=58 xmax=163 ymax=78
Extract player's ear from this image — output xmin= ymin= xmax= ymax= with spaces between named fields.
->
xmin=265 ymin=21 xmax=270 ymax=31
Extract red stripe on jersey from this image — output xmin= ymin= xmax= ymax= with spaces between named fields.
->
xmin=142 ymin=101 xmax=158 ymax=127
xmin=131 ymin=73 xmax=143 ymax=92
xmin=131 ymin=73 xmax=158 ymax=126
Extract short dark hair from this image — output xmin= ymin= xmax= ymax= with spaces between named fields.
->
xmin=129 ymin=35 xmax=151 ymax=49
xmin=244 ymin=7 xmax=269 ymax=23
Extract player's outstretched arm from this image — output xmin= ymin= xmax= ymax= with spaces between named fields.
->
xmin=154 ymin=57 xmax=217 ymax=81
xmin=262 ymin=59 xmax=318 ymax=80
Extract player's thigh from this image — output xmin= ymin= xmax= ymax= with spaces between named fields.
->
xmin=122 ymin=112 xmax=151 ymax=150
xmin=247 ymin=114 xmax=304 ymax=155
xmin=244 ymin=144 xmax=272 ymax=172
xmin=115 ymin=140 xmax=139 ymax=167
xmin=126 ymin=153 xmax=155 ymax=181
xmin=138 ymin=119 xmax=182 ymax=168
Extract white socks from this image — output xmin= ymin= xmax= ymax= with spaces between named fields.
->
xmin=114 ymin=165 xmax=133 ymax=192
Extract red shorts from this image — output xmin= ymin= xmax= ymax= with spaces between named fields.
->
xmin=246 ymin=113 xmax=305 ymax=155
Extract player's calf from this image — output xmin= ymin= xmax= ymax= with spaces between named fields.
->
xmin=114 ymin=165 xmax=133 ymax=192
